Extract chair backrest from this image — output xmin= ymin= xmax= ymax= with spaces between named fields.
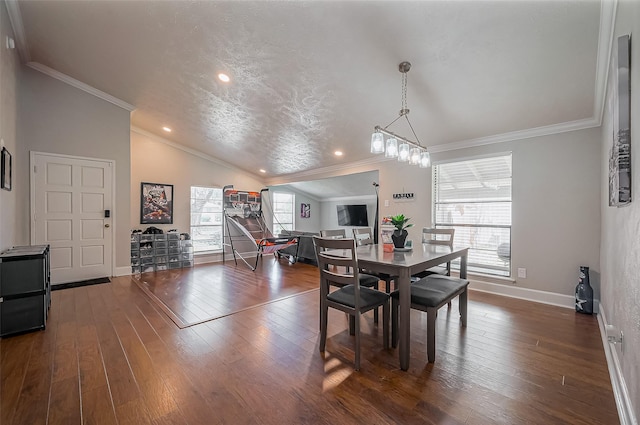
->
xmin=422 ymin=228 xmax=455 ymax=248
xmin=312 ymin=236 xmax=360 ymax=293
xmin=320 ymin=229 xmax=347 ymax=239
xmin=352 ymin=227 xmax=374 ymax=246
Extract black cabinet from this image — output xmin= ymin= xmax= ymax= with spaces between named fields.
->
xmin=0 ymin=245 xmax=50 ymax=337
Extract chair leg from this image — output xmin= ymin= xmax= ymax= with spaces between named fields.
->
xmin=460 ymin=288 xmax=468 ymax=327
xmin=373 ymin=307 xmax=379 ymax=324
xmin=354 ymin=313 xmax=361 ymax=371
xmin=349 ymin=315 xmax=356 ymax=335
xmin=427 ymin=307 xmax=437 ymax=363
xmin=447 ymin=301 xmax=452 ymax=309
xmin=382 ymin=301 xmax=390 ymax=350
xmin=391 ymin=298 xmax=399 ymax=348
xmin=319 ymin=302 xmax=328 ymax=352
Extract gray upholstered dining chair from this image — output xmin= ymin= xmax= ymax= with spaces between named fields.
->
xmin=320 ymin=229 xmax=347 ymax=239
xmin=352 ymin=227 xmax=396 ymax=293
xmin=412 ymin=228 xmax=455 ymax=279
xmin=412 ymin=227 xmax=456 ymax=308
xmin=391 ymin=274 xmax=469 ymax=363
xmin=318 ymin=228 xmax=381 ymax=323
xmin=313 ymin=236 xmax=390 ymax=370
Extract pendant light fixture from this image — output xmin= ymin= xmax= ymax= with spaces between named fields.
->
xmin=370 ymin=61 xmax=431 ymax=168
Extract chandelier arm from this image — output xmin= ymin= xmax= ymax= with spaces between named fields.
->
xmin=374 ymin=126 xmax=425 ymax=150
xmin=403 ymin=115 xmax=423 ymax=147
xmin=382 ymin=114 xmax=403 ymax=129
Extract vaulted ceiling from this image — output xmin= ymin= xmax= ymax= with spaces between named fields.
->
xmin=9 ymin=1 xmax=611 ymax=179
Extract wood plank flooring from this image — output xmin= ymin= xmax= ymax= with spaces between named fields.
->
xmin=132 ymin=257 xmax=319 ymax=327
xmin=0 ymin=257 xmax=619 ymax=424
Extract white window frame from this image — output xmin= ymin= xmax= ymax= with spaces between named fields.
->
xmin=432 ymin=153 xmax=512 ymax=277
xmin=190 ymin=186 xmax=223 ymax=253
xmin=272 ymin=192 xmax=295 ymax=235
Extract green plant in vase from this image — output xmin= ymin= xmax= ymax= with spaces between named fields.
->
xmin=389 ymin=214 xmax=413 ymax=248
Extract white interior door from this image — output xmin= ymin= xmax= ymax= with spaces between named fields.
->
xmin=31 ymin=152 xmax=113 ymax=285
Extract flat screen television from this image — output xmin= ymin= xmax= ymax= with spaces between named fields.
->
xmin=337 ymin=204 xmax=369 ymax=226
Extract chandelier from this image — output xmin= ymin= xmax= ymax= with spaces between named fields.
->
xmin=370 ymin=61 xmax=430 ymax=168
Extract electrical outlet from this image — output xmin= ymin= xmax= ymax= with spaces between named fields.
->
xmin=517 ymin=268 xmax=527 ymax=278
xmin=384 ymin=200 xmax=389 ymax=207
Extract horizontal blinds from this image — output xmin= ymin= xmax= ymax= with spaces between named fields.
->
xmin=433 ymin=154 xmax=512 ymax=277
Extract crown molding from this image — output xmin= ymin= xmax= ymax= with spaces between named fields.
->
xmin=594 ymin=0 xmax=618 ymax=125
xmin=5 ymin=0 xmax=30 ymax=62
xmin=427 ymin=117 xmax=601 ymax=154
xmin=27 ymin=62 xmax=136 ymax=111
xmin=130 ymin=126 xmax=264 ymax=182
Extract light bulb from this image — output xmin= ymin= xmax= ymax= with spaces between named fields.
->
xmin=398 ymin=142 xmax=410 ymax=162
xmin=385 ymin=138 xmax=398 ymax=158
xmin=370 ymin=132 xmax=384 ymax=154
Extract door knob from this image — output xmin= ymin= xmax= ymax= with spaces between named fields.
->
xmin=104 ymin=223 xmax=110 ymax=228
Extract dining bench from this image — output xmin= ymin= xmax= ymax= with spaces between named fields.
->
xmin=391 ymin=274 xmax=469 ymax=363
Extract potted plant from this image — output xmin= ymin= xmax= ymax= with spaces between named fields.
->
xmin=387 ymin=214 xmax=413 ymax=248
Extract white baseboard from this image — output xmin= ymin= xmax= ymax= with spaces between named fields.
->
xmin=597 ymin=306 xmax=638 ymax=425
xmin=468 ymin=279 xmax=583 ymax=309
xmin=115 ymin=266 xmax=132 ymax=277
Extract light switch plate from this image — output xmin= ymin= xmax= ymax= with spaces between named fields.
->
xmin=517 ymin=268 xmax=527 ymax=278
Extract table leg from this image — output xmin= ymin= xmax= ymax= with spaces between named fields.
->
xmin=460 ymin=250 xmax=468 ymax=279
xmin=398 ymin=269 xmax=411 ymax=371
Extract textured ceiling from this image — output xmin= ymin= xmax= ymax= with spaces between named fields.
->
xmin=16 ymin=1 xmax=602 ymax=177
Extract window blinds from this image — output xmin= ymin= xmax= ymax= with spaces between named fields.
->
xmin=433 ymin=154 xmax=512 ymax=276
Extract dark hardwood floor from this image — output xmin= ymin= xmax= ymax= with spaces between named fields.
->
xmin=0 ymin=258 xmax=619 ymax=424
xmin=132 ymin=257 xmax=319 ymax=327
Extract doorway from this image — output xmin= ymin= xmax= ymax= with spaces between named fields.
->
xmin=30 ymin=152 xmax=114 ymax=285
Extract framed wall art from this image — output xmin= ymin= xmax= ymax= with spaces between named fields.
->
xmin=608 ymin=34 xmax=631 ymax=207
xmin=1 ymin=147 xmax=11 ymax=191
xmin=300 ymin=203 xmax=310 ymax=218
xmin=141 ymin=182 xmax=173 ymax=224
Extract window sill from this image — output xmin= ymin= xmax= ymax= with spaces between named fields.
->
xmin=194 ymin=249 xmax=223 ymax=256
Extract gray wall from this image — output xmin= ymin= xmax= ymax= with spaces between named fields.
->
xmin=599 ymin=0 xmax=639 ymax=417
xmin=131 ymin=130 xmax=265 ymax=263
xmin=271 ymin=126 xmax=602 ymax=298
xmin=266 ymin=184 xmax=321 ymax=234
xmin=18 ymin=66 xmax=132 ymax=270
xmin=319 ymin=197 xmax=377 ymax=236
xmin=432 ymin=128 xmax=601 ymax=295
xmin=0 ymin=0 xmax=20 ymax=252
xmin=131 ymin=130 xmax=264 ymax=232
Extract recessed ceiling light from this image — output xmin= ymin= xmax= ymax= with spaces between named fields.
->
xmin=334 ymin=151 xmax=343 ymax=156
xmin=218 ymin=73 xmax=230 ymax=83
xmin=162 ymin=126 xmax=172 ymax=132
xmin=259 ymin=169 xmax=266 ymax=173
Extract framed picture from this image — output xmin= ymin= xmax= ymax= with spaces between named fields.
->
xmin=300 ymin=203 xmax=310 ymax=218
xmin=141 ymin=182 xmax=173 ymax=224
xmin=1 ymin=147 xmax=11 ymax=191
xmin=608 ymin=34 xmax=631 ymax=207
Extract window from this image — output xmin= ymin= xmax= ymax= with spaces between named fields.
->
xmin=272 ymin=192 xmax=294 ymax=235
xmin=433 ymin=154 xmax=512 ymax=277
xmin=190 ymin=186 xmax=223 ymax=253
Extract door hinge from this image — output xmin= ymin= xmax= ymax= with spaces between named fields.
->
xmin=33 ymin=165 xmax=37 ymax=173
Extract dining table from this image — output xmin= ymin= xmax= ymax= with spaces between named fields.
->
xmin=355 ymin=243 xmax=469 ymax=371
